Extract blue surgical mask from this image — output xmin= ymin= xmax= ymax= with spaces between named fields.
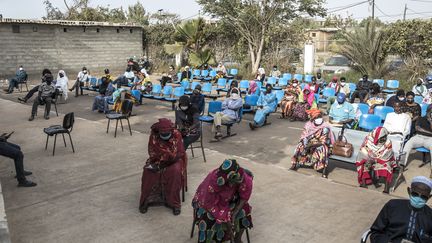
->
xmin=160 ymin=133 xmax=172 ymax=141
xmin=410 ymin=195 xmax=427 ymax=209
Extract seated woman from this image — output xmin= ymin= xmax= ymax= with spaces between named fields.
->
xmin=249 ymin=84 xmax=277 ymax=130
xmin=355 ymin=127 xmax=397 ymax=193
xmin=290 ymin=86 xmax=317 ymax=122
xmin=247 ymin=80 xmax=259 ymax=95
xmin=92 ymin=77 xmax=114 ymax=113
xmin=403 ymin=91 xmax=422 ymax=135
xmin=213 ymin=88 xmax=243 ymax=140
xmin=290 ymin=109 xmax=334 ymax=177
xmin=160 ymin=65 xmax=177 ymax=87
xmin=280 ymin=79 xmax=302 ymax=119
xmin=139 ymin=118 xmax=186 ymax=215
xmin=55 ymin=70 xmax=69 ymax=101
xmin=365 ymin=83 xmax=384 ymax=113
xmin=175 ymin=95 xmax=201 ymax=150
xmin=190 ymin=85 xmax=205 ymax=114
xmin=305 ymin=76 xmax=320 ymax=95
xmin=192 ymin=159 xmax=253 ymax=243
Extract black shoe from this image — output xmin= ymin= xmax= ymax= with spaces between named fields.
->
xmin=139 ymin=205 xmax=148 ymax=214
xmin=18 ymin=97 xmax=27 ymax=103
xmin=15 ymin=171 xmax=32 ymax=178
xmin=249 ymin=123 xmax=255 ymax=130
xmin=44 ymin=115 xmax=50 ymax=120
xmin=173 ymin=208 xmax=181 ymax=216
xmin=28 ymin=116 xmax=35 ymax=121
xmin=18 ymin=180 xmax=37 ymax=187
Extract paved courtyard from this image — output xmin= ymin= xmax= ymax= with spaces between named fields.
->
xmin=0 ymin=81 xmax=430 ymax=243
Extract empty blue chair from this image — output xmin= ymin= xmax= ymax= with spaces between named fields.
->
xmin=185 ymin=81 xmax=200 ymax=95
xmin=230 ymin=69 xmax=238 ymax=76
xmin=177 ymin=72 xmax=182 ymax=82
xmin=278 ymin=78 xmax=288 ymax=87
xmin=294 ymin=74 xmax=303 ymax=82
xmin=414 ymin=96 xmax=423 ymax=104
xmin=300 ymin=83 xmax=306 ymax=90
xmin=243 ymin=94 xmax=259 ymax=113
xmin=373 ymin=79 xmax=384 ymax=88
xmin=192 ymin=69 xmax=201 ymax=77
xmin=202 ymin=82 xmax=213 ymax=94
xmin=420 ymin=103 xmax=428 ymax=117
xmin=216 ymin=78 xmax=227 ymax=90
xmin=359 ymin=114 xmax=382 ymax=131
xmin=383 ymin=80 xmax=399 ymax=93
xmin=318 ymin=87 xmax=336 ymax=103
xmin=180 ymin=80 xmax=189 ymax=90
xmin=304 ymin=75 xmax=313 ymax=83
xmin=282 ymin=73 xmax=292 ymax=80
xmin=142 ymin=84 xmax=162 ymax=98
xmin=239 ymin=80 xmax=249 ymax=93
xmin=274 ymin=90 xmax=284 ymax=104
xmin=201 ymin=69 xmax=209 ymax=77
xmin=165 ymin=87 xmax=184 ymax=102
xmin=267 ymin=77 xmax=277 ymax=86
xmin=374 ymin=106 xmax=394 ymax=121
xmin=154 ymin=85 xmax=173 ymax=99
xmin=357 ymin=103 xmax=370 ymax=114
xmin=199 ymin=101 xmax=223 ymax=123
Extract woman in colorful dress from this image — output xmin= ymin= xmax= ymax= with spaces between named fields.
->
xmin=355 ymin=126 xmax=397 ymax=193
xmin=290 ymin=86 xmax=317 ymax=121
xmin=139 ymin=118 xmax=187 ymax=215
xmin=247 ymin=80 xmax=258 ymax=95
xmin=290 ymin=109 xmax=334 ymax=177
xmin=280 ymin=79 xmax=302 ymax=119
xmin=192 ymin=159 xmax=253 ymax=243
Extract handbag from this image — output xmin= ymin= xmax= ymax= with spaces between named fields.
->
xmin=332 ymin=134 xmax=354 ymax=158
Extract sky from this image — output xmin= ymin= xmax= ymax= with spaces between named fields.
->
xmin=0 ymin=0 xmax=431 ymax=22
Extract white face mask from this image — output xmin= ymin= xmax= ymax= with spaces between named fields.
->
xmin=179 ymin=105 xmax=189 ymax=110
xmin=341 ymin=82 xmax=346 ymax=86
xmin=83 ymin=70 xmax=87 ymax=74
xmin=19 ymin=67 xmax=23 ymax=71
xmin=398 ymin=97 xmax=405 ymax=101
xmin=314 ymin=118 xmax=323 ymax=125
xmin=293 ymin=83 xmax=298 ymax=87
xmin=231 ymin=93 xmax=240 ymax=99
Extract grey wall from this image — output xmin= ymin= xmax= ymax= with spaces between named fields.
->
xmin=0 ymin=23 xmax=143 ymax=80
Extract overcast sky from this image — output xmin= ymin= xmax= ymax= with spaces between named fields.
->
xmin=0 ymin=0 xmax=431 ymax=22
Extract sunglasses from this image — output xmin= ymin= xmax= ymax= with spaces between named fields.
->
xmin=411 ymin=191 xmax=429 ymax=201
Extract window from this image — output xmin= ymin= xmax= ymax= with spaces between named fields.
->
xmin=130 ymin=29 xmax=133 ymax=34
xmin=116 ymin=29 xmax=120 ymax=33
xmin=33 ymin=26 xmax=38 ymax=32
xmin=63 ymin=28 xmax=67 ymax=32
xmin=12 ymin=25 xmax=20 ymax=33
xmin=311 ymin=32 xmax=316 ymax=37
xmin=97 ymin=28 xmax=100 ymax=33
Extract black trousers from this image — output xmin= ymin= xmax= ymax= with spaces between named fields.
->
xmin=7 ymin=78 xmax=18 ymax=92
xmin=70 ymin=81 xmax=84 ymax=96
xmin=183 ymin=134 xmax=200 ymax=150
xmin=0 ymin=141 xmax=26 ymax=182
xmin=31 ymin=97 xmax=52 ymax=116
xmin=350 ymin=90 xmax=368 ymax=103
xmin=24 ymin=85 xmax=40 ymax=100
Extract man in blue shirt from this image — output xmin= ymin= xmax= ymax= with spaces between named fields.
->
xmin=249 ymin=84 xmax=277 ymax=130
xmin=5 ymin=65 xmax=27 ymax=94
xmin=329 ymin=93 xmax=355 ymax=127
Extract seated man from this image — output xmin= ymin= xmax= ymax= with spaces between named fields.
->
xmin=18 ymin=69 xmax=52 ymax=103
xmin=139 ymin=118 xmax=186 ymax=215
xmin=270 ymin=65 xmax=281 ymax=78
xmin=92 ymin=77 xmax=114 ymax=114
xmin=401 ymin=105 xmax=432 ymax=176
xmin=28 ymin=74 xmax=56 ymax=121
xmin=212 ymin=88 xmax=243 ymax=140
xmin=369 ymin=176 xmax=432 ymax=242
xmin=249 ymin=84 xmax=277 ymax=130
xmin=69 ymin=67 xmax=89 ymax=97
xmin=329 ymin=93 xmax=356 ymax=128
xmin=5 ymin=65 xmax=27 ymax=94
xmin=385 ymin=89 xmax=405 ymax=108
xmin=326 ymin=78 xmax=351 ymax=114
xmin=180 ymin=66 xmax=192 ymax=81
xmin=175 ymin=95 xmax=201 ymax=150
xmin=350 ymin=74 xmax=372 ymax=103
xmin=412 ymin=78 xmax=428 ymax=98
xmin=0 ymin=132 xmax=36 ymax=187
xmin=190 ymin=85 xmax=205 ymax=114
xmin=383 ymin=102 xmax=411 ymax=157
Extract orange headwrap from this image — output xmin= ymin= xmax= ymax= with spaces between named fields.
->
xmin=306 ymin=108 xmax=322 ymax=119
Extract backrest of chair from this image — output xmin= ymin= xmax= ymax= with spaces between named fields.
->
xmin=201 ymin=69 xmax=209 ymax=77
xmin=304 ymin=75 xmax=313 ymax=83
xmin=191 ymin=81 xmax=200 ymax=90
xmin=63 ymin=112 xmax=75 ymax=130
xmin=177 ymin=72 xmax=182 ymax=81
xmin=162 ymin=85 xmax=173 ymax=96
xmin=359 ymin=114 xmax=381 ymax=131
xmin=244 ymin=94 xmax=259 ymax=106
xmin=230 ymin=69 xmax=238 ymax=75
xmin=348 ymin=83 xmax=356 ymax=92
xmin=300 ymin=83 xmax=306 ymax=89
xmin=202 ymin=82 xmax=212 ymax=93
xmin=173 ymin=87 xmax=185 ymax=98
xmin=207 ymin=101 xmax=222 ymax=114
xmin=373 ymin=79 xmax=384 ymax=88
xmin=420 ymin=103 xmax=428 ymax=117
xmin=386 ymin=80 xmax=399 ymax=89
xmin=282 ymin=73 xmax=292 ymax=80
xmin=121 ymin=99 xmax=134 ymax=116
xmin=357 ymin=103 xmax=370 ymax=114
xmin=294 ymin=74 xmax=303 ymax=82
xmin=239 ymin=80 xmax=249 ymax=90
xmin=180 ymin=80 xmax=189 ymax=90
xmin=278 ymin=78 xmax=288 ymax=86
xmin=152 ymin=84 xmax=162 ymax=94
xmin=89 ymin=77 xmax=97 ymax=85
xmin=322 ymin=87 xmax=336 ymax=97
xmin=267 ymin=77 xmax=277 ymax=86
xmin=374 ymin=106 xmax=394 ymax=120
xmin=414 ymin=96 xmax=423 ymax=104
xmin=193 ymin=69 xmax=201 ymax=76
xmin=217 ymin=78 xmax=227 ymax=88
xmin=131 ymin=90 xmax=141 ymax=101
xmin=275 ymin=90 xmax=284 ymax=103
xmin=209 ymin=70 xmax=217 ymax=77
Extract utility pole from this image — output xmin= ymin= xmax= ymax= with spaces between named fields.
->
xmin=403 ymin=4 xmax=407 ymax=20
xmin=371 ymin=0 xmax=375 ymax=19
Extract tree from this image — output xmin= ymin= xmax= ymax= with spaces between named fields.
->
xmin=197 ymin=0 xmax=326 ymax=74
xmin=43 ymin=0 xmax=64 ymax=20
xmin=127 ymin=1 xmax=149 ymax=26
xmin=338 ymin=21 xmax=390 ymax=78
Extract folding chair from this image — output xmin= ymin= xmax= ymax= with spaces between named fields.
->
xmin=43 ymin=112 xmax=75 ymax=156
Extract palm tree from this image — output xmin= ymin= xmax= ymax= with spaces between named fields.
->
xmin=338 ymin=20 xmax=390 ymax=78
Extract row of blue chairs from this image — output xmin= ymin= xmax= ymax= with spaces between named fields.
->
xmin=81 ymin=77 xmax=102 ymax=92
xmin=372 ymin=79 xmax=399 ymax=93
xmin=141 ymin=85 xmax=185 ymax=110
xmin=177 ymin=68 xmax=239 ymax=82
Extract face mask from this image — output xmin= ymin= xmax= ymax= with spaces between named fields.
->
xmin=179 ymin=105 xmax=189 ymax=110
xmin=293 ymin=83 xmax=298 ymax=87
xmin=19 ymin=67 xmax=23 ymax=71
xmin=407 ymin=99 xmax=414 ymax=103
xmin=273 ymin=68 xmax=277 ymax=71
xmin=398 ymin=97 xmax=405 ymax=101
xmin=160 ymin=133 xmax=172 ymax=141
xmin=337 ymin=100 xmax=344 ymax=105
xmin=231 ymin=93 xmax=240 ymax=99
xmin=83 ymin=70 xmax=87 ymax=74
xmin=341 ymin=82 xmax=346 ymax=86
xmin=314 ymin=118 xmax=323 ymax=125
xmin=410 ymin=195 xmax=427 ymax=209
xmin=59 ymin=74 xmax=64 ymax=78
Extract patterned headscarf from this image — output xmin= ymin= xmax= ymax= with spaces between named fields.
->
xmin=151 ymin=118 xmax=174 ymax=134
xmin=306 ymin=108 xmax=322 ymax=120
xmin=217 ymin=159 xmax=242 ymax=186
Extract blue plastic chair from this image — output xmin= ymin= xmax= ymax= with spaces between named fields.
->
xmin=216 ymin=78 xmax=227 ymax=90
xmin=374 ymin=106 xmax=394 ymax=121
xmin=383 ymin=80 xmax=399 ymax=93
xmin=318 ymin=87 xmax=336 ymax=103
xmin=142 ymin=84 xmax=162 ymax=98
xmin=180 ymin=80 xmax=189 ymax=90
xmin=414 ymin=96 xmax=423 ymax=104
xmin=348 ymin=83 xmax=357 ymax=91
xmin=202 ymin=82 xmax=213 ymax=94
xmin=294 ymin=74 xmax=303 ymax=82
xmin=282 ymin=73 xmax=292 ymax=80
xmin=199 ymin=101 xmax=223 ymax=123
xmin=300 ymin=83 xmax=306 ymax=90
xmin=165 ymin=87 xmax=184 ymax=102
xmin=154 ymin=85 xmax=173 ymax=99
xmin=230 ymin=69 xmax=238 ymax=76
xmin=304 ymin=75 xmax=313 ymax=83
xmin=357 ymin=103 xmax=370 ymax=114
xmin=267 ymin=77 xmax=277 ymax=86
xmin=177 ymin=73 xmax=182 ymax=82
xmin=274 ymin=90 xmax=284 ymax=104
xmin=201 ymin=69 xmax=209 ymax=77
xmin=192 ymin=69 xmax=201 ymax=77
xmin=185 ymin=81 xmax=199 ymax=95
xmin=373 ymin=79 xmax=384 ymax=88
xmin=359 ymin=114 xmax=382 ymax=131
xmin=243 ymin=95 xmax=259 ymax=113
xmin=420 ymin=103 xmax=428 ymax=117
xmin=239 ymin=80 xmax=249 ymax=93
xmin=131 ymin=90 xmax=141 ymax=103
xmin=278 ymin=78 xmax=288 ymax=87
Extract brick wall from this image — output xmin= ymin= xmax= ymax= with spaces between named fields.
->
xmin=0 ymin=23 xmax=143 ymax=81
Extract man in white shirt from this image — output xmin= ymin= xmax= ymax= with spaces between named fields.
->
xmin=383 ymin=102 xmax=412 ymax=157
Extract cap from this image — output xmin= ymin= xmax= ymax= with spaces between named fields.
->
xmin=336 ymin=93 xmax=346 ymax=103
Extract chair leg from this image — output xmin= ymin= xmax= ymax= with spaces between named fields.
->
xmin=45 ymin=135 xmax=49 ymax=150
xmin=25 ymin=83 xmax=28 ymax=92
xmin=62 ymin=133 xmax=67 ymax=147
xmin=182 ymin=185 xmax=185 ymax=202
xmin=106 ymin=119 xmax=110 ymax=133
xmin=200 ymin=135 xmax=206 ymax=162
xmin=190 ymin=143 xmax=195 ymax=158
xmin=54 ymin=102 xmax=58 ymax=116
xmin=127 ymin=118 xmax=132 ymax=136
xmin=114 ymin=119 xmax=119 ymax=137
xmin=52 ymin=134 xmax=57 ymax=156
xmin=246 ymin=228 xmax=251 ymax=243
xmin=120 ymin=119 xmax=124 ymax=132
xmin=68 ymin=133 xmax=75 ymax=153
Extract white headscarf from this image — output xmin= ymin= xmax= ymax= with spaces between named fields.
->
xmin=56 ymin=70 xmax=69 ymax=100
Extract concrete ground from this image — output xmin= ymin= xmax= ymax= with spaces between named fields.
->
xmin=0 ymin=81 xmax=430 ymax=243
